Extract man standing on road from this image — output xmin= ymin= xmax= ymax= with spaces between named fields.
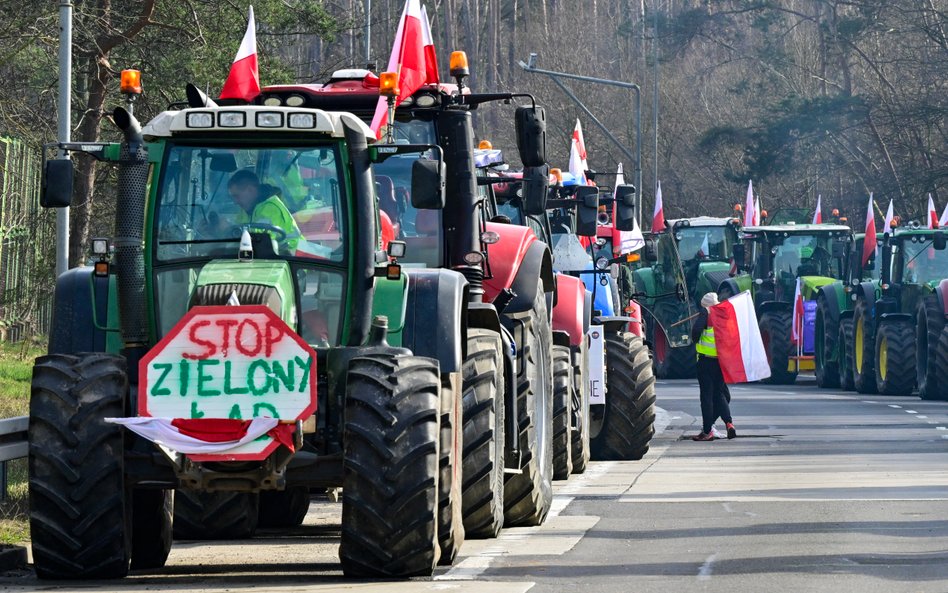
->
xmin=691 ymin=292 xmax=737 ymax=441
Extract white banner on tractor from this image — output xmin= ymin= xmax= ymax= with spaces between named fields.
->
xmin=588 ymin=325 xmax=606 ymax=405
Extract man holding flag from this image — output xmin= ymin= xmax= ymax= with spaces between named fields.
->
xmin=691 ymin=292 xmax=737 ymax=441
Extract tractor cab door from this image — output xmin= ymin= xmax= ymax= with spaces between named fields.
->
xmin=641 ymin=232 xmax=695 ymax=348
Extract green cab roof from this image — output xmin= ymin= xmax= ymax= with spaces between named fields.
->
xmin=742 ymin=223 xmax=851 ymax=234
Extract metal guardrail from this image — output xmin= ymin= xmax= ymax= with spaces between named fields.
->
xmin=0 ymin=416 xmax=28 ymax=501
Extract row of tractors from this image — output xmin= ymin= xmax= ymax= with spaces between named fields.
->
xmin=28 ymin=56 xmax=662 ymax=580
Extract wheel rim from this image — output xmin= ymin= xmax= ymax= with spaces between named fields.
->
xmin=855 ymin=317 xmax=865 ymax=373
xmin=879 ymin=334 xmax=888 ymax=381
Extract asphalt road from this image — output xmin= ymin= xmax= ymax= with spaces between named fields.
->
xmin=6 ymin=376 xmax=948 ymax=592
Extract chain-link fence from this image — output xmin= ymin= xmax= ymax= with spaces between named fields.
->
xmin=0 ymin=137 xmax=55 ymax=342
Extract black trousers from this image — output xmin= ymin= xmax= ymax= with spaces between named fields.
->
xmin=697 ymin=355 xmax=732 ymax=434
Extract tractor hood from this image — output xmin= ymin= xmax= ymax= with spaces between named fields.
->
xmin=189 ymin=260 xmax=297 ymax=328
xmin=800 ymin=276 xmax=837 ymax=300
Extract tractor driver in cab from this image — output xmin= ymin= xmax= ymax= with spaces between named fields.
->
xmin=227 ymin=169 xmax=303 ymax=253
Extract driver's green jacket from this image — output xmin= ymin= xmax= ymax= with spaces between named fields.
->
xmin=237 ymin=195 xmax=303 ymax=251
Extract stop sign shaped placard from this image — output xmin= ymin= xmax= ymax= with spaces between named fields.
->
xmin=139 ymin=305 xmax=317 ymax=460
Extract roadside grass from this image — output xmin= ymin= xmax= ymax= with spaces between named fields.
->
xmin=0 ymin=339 xmax=43 ymax=545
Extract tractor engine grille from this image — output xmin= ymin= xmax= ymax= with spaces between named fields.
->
xmin=190 ymin=283 xmax=283 ymax=315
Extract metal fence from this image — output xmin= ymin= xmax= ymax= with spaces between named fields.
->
xmin=0 ymin=137 xmax=55 ymax=342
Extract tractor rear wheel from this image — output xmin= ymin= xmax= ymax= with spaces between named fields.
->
xmin=461 ymin=328 xmax=505 ymax=539
xmin=437 ymin=374 xmax=464 ymax=565
xmin=874 ymin=320 xmax=917 ymax=396
xmin=591 ymin=332 xmax=656 ymax=461
xmin=504 ymin=281 xmax=554 ymax=527
xmin=340 ymin=353 xmax=441 ymax=578
xmin=130 ymin=489 xmax=173 ymax=570
xmin=933 ymin=327 xmax=948 ymax=401
xmin=917 ymin=296 xmax=945 ymax=399
xmin=814 ymin=294 xmax=840 ymax=388
xmin=29 ymin=353 xmax=131 ymax=579
xmin=853 ymin=299 xmax=877 ymax=394
xmin=839 ymin=318 xmax=855 ymax=391
xmin=258 ymin=487 xmax=310 ymax=528
xmin=759 ymin=310 xmax=797 ymax=385
xmin=173 ymin=491 xmax=259 ymax=540
xmin=570 ymin=341 xmax=591 ymax=475
xmin=552 ymin=345 xmax=573 ymax=480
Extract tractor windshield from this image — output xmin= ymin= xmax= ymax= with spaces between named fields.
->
xmin=769 ymin=233 xmax=841 ymax=280
xmin=154 ymin=143 xmax=347 ymax=263
xmin=370 ymin=118 xmax=443 ymax=268
xmin=675 ymin=226 xmax=732 ymax=262
xmin=898 ymin=237 xmax=948 ymax=285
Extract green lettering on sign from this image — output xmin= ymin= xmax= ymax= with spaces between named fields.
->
xmin=190 ymin=401 xmax=205 ymax=418
xmin=150 ymin=363 xmax=172 ymax=396
xmin=295 ymin=356 xmax=312 ymax=392
xmin=271 ymin=360 xmax=295 ymax=393
xmin=253 ymin=403 xmax=279 ymax=418
xmin=247 ymin=359 xmax=271 ymax=396
xmin=228 ymin=404 xmax=242 ymax=419
xmin=197 ymin=359 xmax=221 ymax=396
xmin=178 ymin=359 xmax=190 ymax=396
xmin=224 ymin=360 xmax=248 ymax=395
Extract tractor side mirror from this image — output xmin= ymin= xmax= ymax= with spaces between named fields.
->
xmin=410 ymin=159 xmax=446 ymax=209
xmin=643 ymin=238 xmax=658 ymax=263
xmin=934 ymin=232 xmax=947 ymax=251
xmin=575 ymin=186 xmax=599 ymax=237
xmin=831 ymin=240 xmax=848 ymax=259
xmin=515 ymin=105 xmax=546 ymax=167
xmin=522 ymin=164 xmax=549 ymax=216
xmin=614 ymin=184 xmax=636 ymax=231
xmin=41 ymin=158 xmax=74 ymax=208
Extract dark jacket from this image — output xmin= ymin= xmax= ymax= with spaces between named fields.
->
xmin=691 ymin=310 xmax=710 ymax=344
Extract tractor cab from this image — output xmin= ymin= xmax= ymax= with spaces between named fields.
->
xmin=881 ymin=227 xmax=948 ymax=308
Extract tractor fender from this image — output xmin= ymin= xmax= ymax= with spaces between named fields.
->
xmin=855 ymin=281 xmax=878 ymax=307
xmin=484 ymin=221 xmax=541 ymax=304
xmin=402 ymin=268 xmax=468 ymax=373
xmin=936 ymin=279 xmax=948 ymax=319
xmin=816 ymin=283 xmax=846 ymax=329
xmin=757 ymin=300 xmax=792 ymax=316
xmin=49 ymin=267 xmax=113 ymax=355
xmin=486 ymin=234 xmax=555 ymax=316
xmin=467 ymin=301 xmax=503 ymax=337
xmin=596 ymin=316 xmax=637 ymax=335
xmin=879 ymin=312 xmax=913 ymax=323
xmin=552 ymin=273 xmax=587 ymax=347
xmin=552 ymin=330 xmax=571 ymax=348
xmin=717 ymin=277 xmax=742 ymax=299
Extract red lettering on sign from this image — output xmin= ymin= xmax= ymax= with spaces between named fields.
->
xmin=216 ymin=318 xmax=239 ymax=356
xmin=235 ymin=319 xmax=262 ymax=356
xmin=183 ymin=320 xmax=216 ymax=360
xmin=264 ymin=319 xmax=285 ymax=357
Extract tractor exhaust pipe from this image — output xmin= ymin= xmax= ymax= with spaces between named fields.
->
xmin=112 ymin=107 xmax=149 ymax=357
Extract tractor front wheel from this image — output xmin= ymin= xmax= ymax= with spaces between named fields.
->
xmin=29 ymin=353 xmax=131 ymax=579
xmin=874 ymin=320 xmax=917 ymax=396
xmin=552 ymin=345 xmax=573 ymax=480
xmin=814 ymin=294 xmax=840 ymax=388
xmin=173 ymin=491 xmax=260 ymax=540
xmin=339 ymin=353 xmax=441 ymax=578
xmin=852 ymin=299 xmax=877 ymax=394
xmin=839 ymin=318 xmax=855 ymax=391
xmin=130 ymin=489 xmax=173 ymax=570
xmin=258 ymin=487 xmax=311 ymax=528
xmin=933 ymin=327 xmax=948 ymax=401
xmin=759 ymin=310 xmax=797 ymax=385
xmin=917 ymin=297 xmax=945 ymax=399
xmin=570 ymin=341 xmax=591 ymax=474
xmin=437 ymin=374 xmax=464 ymax=565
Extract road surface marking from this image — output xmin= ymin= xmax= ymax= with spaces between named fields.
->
xmin=906 ymin=410 xmax=918 ymax=414
xmin=937 ymin=426 xmax=947 ymax=430
xmin=917 ymin=415 xmax=928 ymax=419
xmin=862 ymin=400 xmax=877 ymax=404
xmin=697 ymin=553 xmax=717 ymax=580
xmin=889 ymin=404 xmax=902 ymax=409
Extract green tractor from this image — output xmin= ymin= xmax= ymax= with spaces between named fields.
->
xmin=813 ymin=233 xmax=881 ymax=389
xmin=849 ymin=226 xmax=948 ymax=396
xmin=635 ymin=217 xmax=741 ymax=378
xmin=718 ymin=223 xmax=852 ymax=384
xmin=33 ymin=91 xmax=472 ymax=579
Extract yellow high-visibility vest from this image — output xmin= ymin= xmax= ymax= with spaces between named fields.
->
xmin=695 ymin=326 xmax=717 ymax=357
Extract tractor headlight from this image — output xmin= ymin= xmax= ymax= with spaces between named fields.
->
xmin=288 ymin=113 xmax=316 ymax=129
xmin=218 ymin=111 xmax=246 ymax=127
xmin=186 ymin=112 xmax=213 ymax=128
xmin=256 ymin=112 xmax=283 ymax=128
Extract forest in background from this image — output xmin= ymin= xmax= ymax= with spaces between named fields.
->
xmin=1 ymin=0 xmax=947 ymax=270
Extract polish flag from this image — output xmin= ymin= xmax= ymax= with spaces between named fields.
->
xmin=653 ymin=180 xmax=666 ymax=232
xmin=421 ymin=6 xmax=439 ymax=84
xmin=754 ymin=197 xmax=761 ymax=225
xmin=743 ymin=181 xmax=755 ymax=227
xmin=862 ymin=194 xmax=876 ymax=267
xmin=812 ymin=195 xmax=822 ymax=224
xmin=613 ymin=163 xmax=645 ymax=254
xmin=569 ymin=120 xmax=589 ymax=185
xmin=697 ymin=233 xmax=710 ymax=258
xmin=883 ymin=200 xmax=895 ymax=234
xmin=709 ymin=291 xmax=771 ymax=383
xmin=940 ymin=202 xmax=948 ymax=228
xmin=928 ymin=194 xmax=939 ymax=229
xmin=107 ymin=417 xmax=296 ymax=454
xmin=790 ymin=278 xmax=804 ymax=345
xmin=370 ymin=0 xmax=429 ymax=137
xmin=220 ymin=6 xmax=260 ymax=101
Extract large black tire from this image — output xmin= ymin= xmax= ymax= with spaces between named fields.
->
xmin=814 ymin=293 xmax=840 ymax=388
xmin=173 ymin=490 xmax=260 ymax=540
xmin=839 ymin=318 xmax=855 ymax=391
xmin=339 ymin=354 xmax=441 ymax=578
xmin=916 ymin=296 xmax=945 ymax=399
xmin=130 ymin=489 xmax=173 ymax=570
xmin=258 ymin=487 xmax=310 ymax=528
xmin=29 ymin=353 xmax=131 ymax=579
xmin=504 ymin=282 xmax=554 ymax=527
xmin=552 ymin=345 xmax=573 ymax=480
xmin=591 ymin=332 xmax=656 ymax=461
xmin=933 ymin=327 xmax=948 ymax=401
xmin=570 ymin=341 xmax=591 ymax=475
xmin=853 ymin=299 xmax=878 ymax=394
xmin=874 ymin=320 xmax=917 ymax=396
xmin=461 ymin=328 xmax=505 ymax=539
xmin=437 ymin=375 xmax=464 ymax=565
xmin=759 ymin=310 xmax=797 ymax=385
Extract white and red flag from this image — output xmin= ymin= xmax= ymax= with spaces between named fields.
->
xmin=743 ymin=181 xmax=755 ymax=227
xmin=370 ymin=0 xmax=431 ymax=137
xmin=421 ymin=6 xmax=439 ymax=84
xmin=940 ymin=201 xmax=948 ymax=228
xmin=928 ymin=194 xmax=940 ymax=229
xmin=883 ymin=199 xmax=895 ymax=234
xmin=652 ymin=180 xmax=666 ymax=232
xmin=613 ymin=163 xmax=645 ymax=253
xmin=812 ymin=195 xmax=822 ymax=224
xmin=754 ymin=197 xmax=761 ymax=225
xmin=220 ymin=6 xmax=260 ymax=101
xmin=568 ymin=119 xmax=589 ymax=185
xmin=107 ymin=417 xmax=296 ymax=455
xmin=790 ymin=278 xmax=804 ymax=345
xmin=709 ymin=291 xmax=771 ymax=383
xmin=862 ymin=193 xmax=876 ymax=266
